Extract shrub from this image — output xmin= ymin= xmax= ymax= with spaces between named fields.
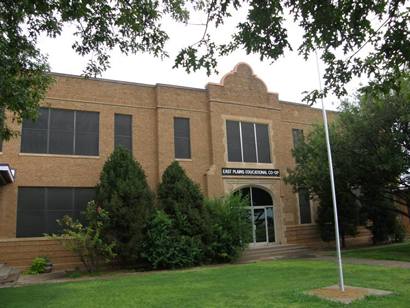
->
xmin=204 ymin=194 xmax=252 ymax=262
xmin=27 ymin=256 xmax=50 ymax=275
xmin=52 ymin=201 xmax=116 ymax=272
xmin=142 ymin=210 xmax=202 ymax=269
xmin=96 ymin=146 xmax=154 ymax=265
xmin=158 ymin=161 xmax=210 ymax=238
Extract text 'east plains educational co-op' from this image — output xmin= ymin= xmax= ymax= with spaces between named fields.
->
xmin=221 ymin=168 xmax=280 ymax=177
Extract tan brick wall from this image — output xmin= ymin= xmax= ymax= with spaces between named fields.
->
xmin=0 ymin=63 xmax=336 ymax=245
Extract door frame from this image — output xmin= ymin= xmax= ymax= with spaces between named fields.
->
xmin=243 ymin=186 xmax=276 ymax=247
xmin=249 ymin=205 xmax=275 ymax=246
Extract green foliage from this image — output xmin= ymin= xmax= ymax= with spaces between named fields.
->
xmin=5 ymin=260 xmax=410 ymax=307
xmin=286 ymin=124 xmax=363 ymax=246
xmin=286 ymin=78 xmax=410 ymax=246
xmin=142 ymin=210 xmax=203 ymax=269
xmin=146 ymin=162 xmax=251 ymax=268
xmin=96 ymin=147 xmax=154 ymax=265
xmin=158 ymin=161 xmax=209 ymax=240
xmin=27 ymin=257 xmax=50 ymax=275
xmin=52 ymin=201 xmax=116 ymax=272
xmin=2 ymin=1 xmax=408 ymax=138
xmin=363 ymin=196 xmax=406 ymax=244
xmin=204 ymin=194 xmax=252 ymax=263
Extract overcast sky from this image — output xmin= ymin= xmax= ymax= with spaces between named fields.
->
xmin=36 ymin=11 xmax=367 ymax=112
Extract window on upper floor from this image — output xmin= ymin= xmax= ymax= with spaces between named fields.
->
xmin=226 ymin=120 xmax=271 ymax=163
xmin=292 ymin=128 xmax=304 ymax=148
xmin=21 ymin=107 xmax=99 ymax=156
xmin=174 ymin=117 xmax=191 ymax=159
xmin=114 ymin=114 xmax=132 ymax=152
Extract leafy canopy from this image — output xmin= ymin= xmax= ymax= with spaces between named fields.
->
xmin=1 ymin=0 xmax=409 ymax=137
xmin=286 ymin=76 xmax=410 ymax=244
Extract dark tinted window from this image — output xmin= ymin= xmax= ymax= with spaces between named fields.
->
xmin=226 ymin=120 xmax=242 ymax=162
xmin=241 ymin=122 xmax=257 ymax=163
xmin=292 ymin=129 xmax=304 ymax=148
xmin=16 ymin=187 xmax=95 ymax=237
xmin=256 ymin=124 xmax=271 ymax=163
xmin=298 ymin=188 xmax=312 ymax=224
xmin=75 ymin=111 xmax=99 ymax=155
xmin=226 ymin=121 xmax=271 ymax=163
xmin=251 ymin=187 xmax=273 ymax=206
xmin=21 ymin=108 xmax=49 ymax=153
xmin=235 ymin=187 xmax=251 ymax=206
xmin=174 ymin=117 xmax=191 ymax=159
xmin=114 ymin=114 xmax=132 ymax=151
xmin=74 ymin=188 xmax=96 ymax=223
xmin=49 ymin=109 xmax=74 ymax=154
xmin=21 ymin=108 xmax=99 ymax=156
xmin=16 ymin=188 xmax=46 ymax=237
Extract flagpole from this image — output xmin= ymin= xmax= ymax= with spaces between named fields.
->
xmin=315 ymin=51 xmax=345 ymax=292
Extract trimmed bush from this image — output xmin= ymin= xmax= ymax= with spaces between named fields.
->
xmin=158 ymin=161 xmax=210 ymax=240
xmin=204 ymin=194 xmax=251 ymax=262
xmin=96 ymin=146 xmax=154 ymax=265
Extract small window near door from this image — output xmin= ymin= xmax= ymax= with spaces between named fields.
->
xmin=114 ymin=114 xmax=132 ymax=152
xmin=298 ymin=188 xmax=312 ymax=224
xmin=174 ymin=117 xmax=191 ymax=159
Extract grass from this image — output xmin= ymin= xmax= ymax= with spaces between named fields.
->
xmin=341 ymin=242 xmax=410 ymax=262
xmin=1 ymin=259 xmax=410 ymax=307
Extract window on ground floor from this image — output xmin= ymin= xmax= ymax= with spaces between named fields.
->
xmin=298 ymin=188 xmax=312 ymax=224
xmin=16 ymin=187 xmax=95 ymax=237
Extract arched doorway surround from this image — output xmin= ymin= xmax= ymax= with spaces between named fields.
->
xmin=235 ymin=186 xmax=275 ymax=245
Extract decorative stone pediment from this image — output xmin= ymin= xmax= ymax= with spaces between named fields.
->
xmin=207 ymin=63 xmax=278 ymax=107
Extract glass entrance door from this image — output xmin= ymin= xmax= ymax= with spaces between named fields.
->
xmin=237 ymin=186 xmax=275 ymax=245
xmin=253 ymin=208 xmax=267 ymax=243
xmin=251 ymin=206 xmax=275 ymax=244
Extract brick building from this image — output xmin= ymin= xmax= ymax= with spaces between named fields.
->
xmin=0 ymin=63 xmax=373 ymax=267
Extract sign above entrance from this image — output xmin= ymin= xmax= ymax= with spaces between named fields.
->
xmin=221 ymin=168 xmax=280 ymax=177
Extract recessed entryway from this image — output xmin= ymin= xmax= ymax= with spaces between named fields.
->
xmin=235 ymin=186 xmax=275 ymax=246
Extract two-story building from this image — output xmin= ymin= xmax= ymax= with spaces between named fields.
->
xmin=0 ymin=63 xmax=372 ymax=268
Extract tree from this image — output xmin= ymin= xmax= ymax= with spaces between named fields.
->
xmin=286 ymin=76 xmax=410 ymax=245
xmin=1 ymin=1 xmax=409 ymax=138
xmin=286 ymin=124 xmax=363 ymax=247
xmin=96 ymin=146 xmax=154 ymax=265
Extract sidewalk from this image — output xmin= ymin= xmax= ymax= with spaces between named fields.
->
xmin=313 ymin=255 xmax=410 ymax=269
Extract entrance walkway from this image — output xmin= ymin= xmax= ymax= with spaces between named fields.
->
xmin=312 ymin=255 xmax=410 ymax=269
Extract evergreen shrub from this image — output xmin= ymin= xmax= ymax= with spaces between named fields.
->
xmin=96 ymin=146 xmax=154 ymax=265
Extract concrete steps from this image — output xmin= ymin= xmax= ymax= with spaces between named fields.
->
xmin=238 ymin=244 xmax=316 ymax=263
xmin=0 ymin=263 xmax=20 ymax=286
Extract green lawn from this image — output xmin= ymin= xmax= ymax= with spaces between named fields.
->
xmin=341 ymin=242 xmax=410 ymax=262
xmin=1 ymin=260 xmax=410 ymax=307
